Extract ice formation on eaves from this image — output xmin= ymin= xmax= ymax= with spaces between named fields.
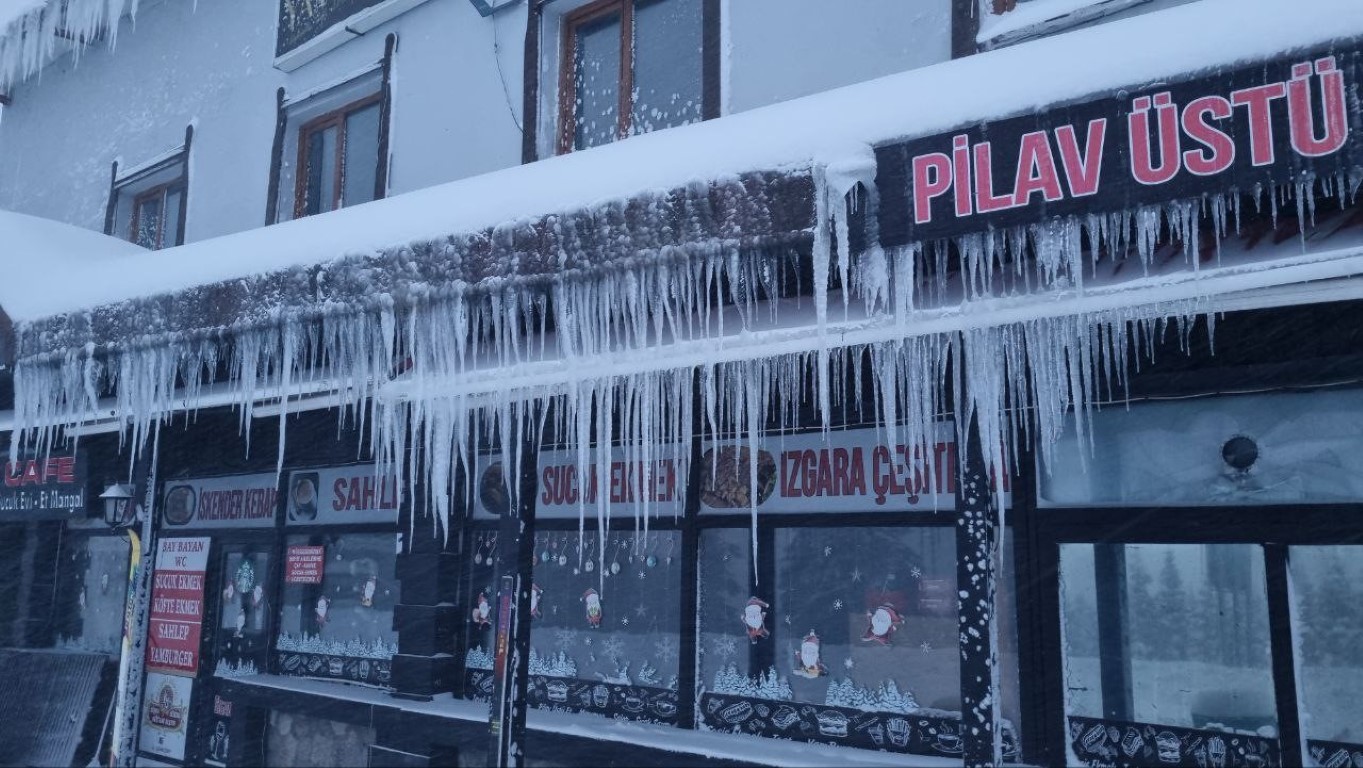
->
xmin=0 ymin=0 xmax=142 ymax=90
xmin=9 ymin=168 xmax=1362 ymax=548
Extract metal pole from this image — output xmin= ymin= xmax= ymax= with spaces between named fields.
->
xmin=486 ymin=411 xmax=538 ymax=768
xmin=956 ymin=410 xmax=1001 ymax=768
xmin=110 ymin=424 xmax=160 ymax=768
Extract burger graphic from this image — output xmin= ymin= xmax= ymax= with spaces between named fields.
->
xmin=816 ymin=710 xmax=849 ymax=738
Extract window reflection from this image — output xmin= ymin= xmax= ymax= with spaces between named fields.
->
xmin=1061 ymin=543 xmax=1277 ymax=733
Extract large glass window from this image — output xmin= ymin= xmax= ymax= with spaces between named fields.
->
xmin=215 ymin=546 xmax=275 ymax=677
xmin=1293 ymin=545 xmax=1363 ymax=754
xmin=1060 ymin=543 xmax=1277 ymax=732
xmin=559 ymin=0 xmax=703 ymax=153
xmin=53 ymin=534 xmax=129 ymax=654
xmin=697 ymin=523 xmax=1022 ymax=758
xmin=509 ymin=529 xmax=682 ymax=723
xmin=276 ymin=532 xmax=397 ymax=685
xmin=1040 ymin=390 xmax=1363 ymax=507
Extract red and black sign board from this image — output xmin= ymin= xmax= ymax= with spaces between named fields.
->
xmin=0 ymin=453 xmax=87 ymax=520
xmin=876 ymin=44 xmax=1363 ymax=246
xmin=146 ymin=537 xmax=211 ymax=675
xmin=284 ymin=546 xmax=325 ymax=584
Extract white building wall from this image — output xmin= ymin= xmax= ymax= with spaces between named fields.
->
xmin=724 ymin=0 xmax=953 ymax=115
xmin=0 ymin=0 xmax=525 ymax=243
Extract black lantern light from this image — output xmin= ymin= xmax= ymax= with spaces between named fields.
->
xmin=99 ymin=484 xmax=137 ymax=528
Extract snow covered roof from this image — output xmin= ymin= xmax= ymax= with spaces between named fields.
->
xmin=4 ymin=0 xmax=1359 ymax=336
xmin=0 ymin=210 xmax=146 ymax=364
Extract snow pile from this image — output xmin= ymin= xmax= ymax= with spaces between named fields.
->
xmin=0 ymin=0 xmax=145 ymax=90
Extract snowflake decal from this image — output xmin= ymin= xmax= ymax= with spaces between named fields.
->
xmin=634 ymin=604 xmax=648 ymax=617
xmin=602 ymin=636 xmax=624 ymax=661
xmin=910 ymin=566 xmax=923 ymax=579
xmin=920 ymin=641 xmax=933 ymax=653
xmin=843 ymin=657 xmax=855 ymax=670
xmin=823 ymin=546 xmax=833 ymax=557
xmin=654 ymin=637 xmax=678 ymax=664
xmin=833 ymin=599 xmax=843 ymax=611
xmin=850 ymin=567 xmax=863 ymax=583
xmin=710 ymin=634 xmax=737 ymax=659
xmin=553 ymin=628 xmax=577 ymax=651
xmin=621 ymin=616 xmax=630 ymax=626
xmin=638 ymin=571 xmax=647 ymax=580
xmin=584 ymin=636 xmax=593 ymax=646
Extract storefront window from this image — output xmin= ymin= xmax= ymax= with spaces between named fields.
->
xmin=508 ymin=530 xmax=682 ymax=723
xmin=276 ymin=532 xmax=397 ymax=685
xmin=54 ymin=534 xmax=128 ymax=654
xmin=1061 ymin=544 xmax=1277 ymax=732
xmin=698 ymin=527 xmax=751 ymax=689
xmin=1040 ymin=389 xmax=1363 ymax=507
xmin=214 ymin=547 xmax=274 ymax=677
xmin=1292 ymin=545 xmax=1363 ymax=755
xmin=697 ymin=523 xmax=1023 ymax=758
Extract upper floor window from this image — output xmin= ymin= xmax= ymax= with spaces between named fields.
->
xmin=131 ymin=183 xmax=185 ymax=250
xmin=107 ymin=139 xmax=190 ymax=251
xmin=296 ymin=95 xmax=383 ymax=218
xmin=558 ymin=0 xmax=703 ymax=154
xmin=271 ymin=65 xmax=389 ymax=223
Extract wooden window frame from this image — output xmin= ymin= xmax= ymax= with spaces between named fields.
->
xmin=556 ymin=0 xmax=637 ymax=155
xmin=129 ymin=180 xmax=186 ymax=250
xmin=293 ymin=92 xmax=384 ymax=220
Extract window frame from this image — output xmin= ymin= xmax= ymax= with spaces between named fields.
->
xmin=129 ymin=180 xmax=186 ymax=251
xmin=557 ymin=0 xmax=636 ymax=155
xmin=292 ymin=92 xmax=385 ymax=220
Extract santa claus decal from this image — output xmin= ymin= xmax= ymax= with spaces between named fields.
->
xmin=792 ymin=630 xmax=827 ymax=678
xmin=742 ymin=597 xmax=769 ymax=642
xmin=583 ymin=588 xmax=603 ymax=627
xmin=471 ymin=592 xmax=492 ymax=628
xmin=862 ymin=603 xmax=904 ymax=645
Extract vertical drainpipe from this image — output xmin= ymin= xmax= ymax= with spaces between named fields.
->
xmin=111 ymin=425 xmax=161 ymax=768
xmin=951 ymin=0 xmax=982 ymax=59
xmin=520 ymin=0 xmax=544 ymax=164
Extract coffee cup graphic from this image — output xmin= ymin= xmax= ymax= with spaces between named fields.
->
xmin=290 ymin=473 xmax=319 ymax=521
